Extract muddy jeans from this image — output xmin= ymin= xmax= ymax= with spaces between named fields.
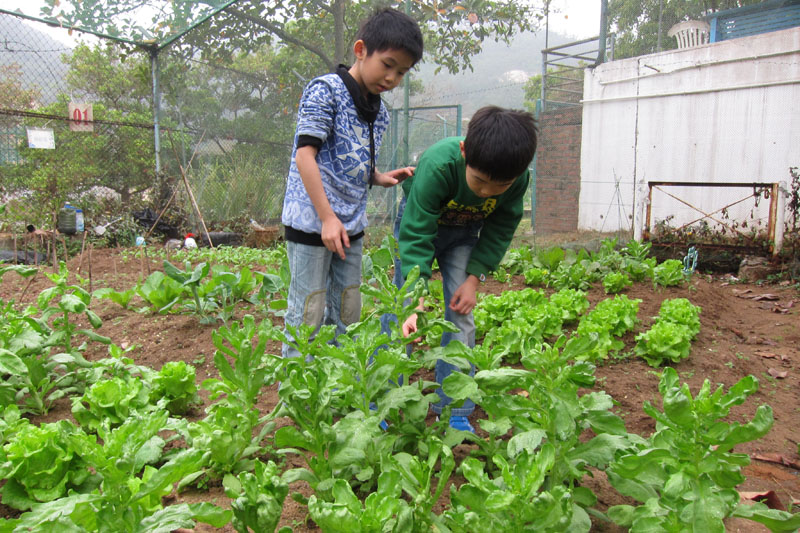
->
xmin=282 ymin=238 xmax=363 ymax=359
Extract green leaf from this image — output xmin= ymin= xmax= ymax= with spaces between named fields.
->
xmin=441 ymin=371 xmax=478 ymax=403
xmin=188 ymin=502 xmax=232 ymax=528
xmin=59 ymin=294 xmax=86 ymax=313
xmin=0 ymin=349 xmax=26 ymax=375
xmin=507 ymin=429 xmax=546 ymax=458
xmin=274 ymin=425 xmax=314 ymax=451
xmin=85 ymin=310 xmax=103 ymax=329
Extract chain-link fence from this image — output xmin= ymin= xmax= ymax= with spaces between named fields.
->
xmin=0 ymin=9 xmax=464 ymax=248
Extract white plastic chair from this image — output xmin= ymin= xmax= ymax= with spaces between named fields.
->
xmin=667 ymin=20 xmax=711 ymax=49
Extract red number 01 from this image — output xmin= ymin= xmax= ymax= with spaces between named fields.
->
xmin=72 ymin=108 xmax=89 ymax=125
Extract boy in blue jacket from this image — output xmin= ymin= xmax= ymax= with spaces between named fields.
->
xmin=281 ymin=8 xmax=423 ymax=358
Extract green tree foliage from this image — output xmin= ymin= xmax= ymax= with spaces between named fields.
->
xmin=41 ymin=0 xmax=546 ymax=75
xmin=0 ymin=64 xmax=40 ymax=122
xmin=608 ymin=0 xmax=762 ymax=59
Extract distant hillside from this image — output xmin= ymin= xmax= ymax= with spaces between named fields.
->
xmin=0 ymin=12 xmax=71 ymax=104
xmin=386 ymin=30 xmax=578 ymax=117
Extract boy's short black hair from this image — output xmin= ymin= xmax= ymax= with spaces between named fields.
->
xmin=463 ymin=106 xmax=538 ymax=182
xmin=356 ymin=8 xmax=424 ymax=65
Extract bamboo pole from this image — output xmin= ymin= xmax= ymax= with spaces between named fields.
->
xmin=88 ymin=242 xmax=93 ymax=293
xmin=168 ymin=131 xmax=214 ymax=248
xmin=77 ymin=231 xmax=88 ymax=274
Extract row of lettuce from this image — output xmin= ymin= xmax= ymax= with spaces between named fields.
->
xmin=0 ymin=241 xmax=798 ymax=532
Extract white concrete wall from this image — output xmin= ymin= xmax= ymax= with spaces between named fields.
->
xmin=579 ymin=26 xmax=800 ymax=247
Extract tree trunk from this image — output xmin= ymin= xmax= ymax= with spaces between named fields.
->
xmin=333 ymin=0 xmax=346 ymax=66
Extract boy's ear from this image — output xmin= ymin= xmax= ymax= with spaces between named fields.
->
xmin=353 ymin=39 xmax=367 ymax=60
xmin=459 ymin=140 xmax=466 ymax=159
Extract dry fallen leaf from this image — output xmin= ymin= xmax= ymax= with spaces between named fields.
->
xmin=754 ymin=351 xmax=778 ymax=359
xmin=753 ymin=294 xmax=780 ymax=301
xmin=739 ymin=490 xmax=786 ymax=511
xmin=751 ymin=452 xmax=800 ymax=470
xmin=767 ymin=368 xmax=788 ymax=379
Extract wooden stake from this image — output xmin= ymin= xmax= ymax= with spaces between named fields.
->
xmin=168 ymin=131 xmax=214 ymax=248
xmin=145 ymin=184 xmax=179 ymax=241
xmin=13 ymin=235 xmax=17 ymax=265
xmin=19 ymin=271 xmax=37 ymax=302
xmin=144 ymin=245 xmax=151 ymax=275
xmin=88 ymin=242 xmax=93 ymax=293
xmin=50 ymin=211 xmax=58 ymax=271
xmin=77 ymin=231 xmax=88 ymax=274
xmin=62 ymin=235 xmax=69 ymax=268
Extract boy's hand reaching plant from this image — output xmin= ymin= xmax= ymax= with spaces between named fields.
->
xmin=402 ymin=297 xmax=425 ymax=343
xmin=450 ymin=275 xmax=480 ymax=314
xmin=402 ymin=313 xmax=419 ymax=340
xmin=372 ymin=166 xmax=415 ymax=187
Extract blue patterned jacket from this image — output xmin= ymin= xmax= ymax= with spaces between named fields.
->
xmin=281 ymin=73 xmax=389 ymax=235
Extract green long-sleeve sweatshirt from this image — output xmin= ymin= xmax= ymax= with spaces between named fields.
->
xmin=398 ymin=137 xmax=529 ymax=280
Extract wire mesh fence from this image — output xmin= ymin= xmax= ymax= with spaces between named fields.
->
xmin=0 ymin=10 xmax=467 ymax=247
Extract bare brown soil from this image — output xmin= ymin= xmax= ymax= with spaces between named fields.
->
xmin=1 ymin=245 xmax=799 ymax=532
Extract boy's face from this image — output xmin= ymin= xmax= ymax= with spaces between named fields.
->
xmin=350 ymin=40 xmax=415 ymax=96
xmin=460 ymin=141 xmax=516 ymax=198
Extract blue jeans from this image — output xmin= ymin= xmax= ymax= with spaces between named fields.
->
xmin=382 ymin=198 xmax=478 ymax=416
xmin=282 ymin=238 xmax=363 ymax=359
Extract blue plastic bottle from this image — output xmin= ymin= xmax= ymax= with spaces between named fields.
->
xmin=75 ymin=209 xmax=84 ymax=232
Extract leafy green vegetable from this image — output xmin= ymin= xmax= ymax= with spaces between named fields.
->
xmin=653 ymin=258 xmax=686 ymax=287
xmin=576 ymin=295 xmax=640 ymax=360
xmin=602 ymin=271 xmax=632 ymax=294
xmin=93 ymin=285 xmax=139 ymax=309
xmin=308 ymin=473 xmax=410 ymax=533
xmin=523 ymin=266 xmax=549 ymax=286
xmin=224 ymin=460 xmax=290 ymax=533
xmin=150 ymin=361 xmax=200 ymax=415
xmin=549 ymin=288 xmax=589 ymax=324
xmin=6 ymin=410 xmax=231 ymax=532
xmin=446 ymin=446 xmax=593 ymax=532
xmin=72 ymin=375 xmax=153 ymax=431
xmin=136 ymin=270 xmax=185 ymax=313
xmin=657 ymin=297 xmax=701 ymax=337
xmin=607 ymin=368 xmax=800 ymax=532
xmin=0 ymin=416 xmax=95 ymax=510
xmin=163 ymin=260 xmax=212 ymax=319
xmin=635 ymin=298 xmax=702 ymax=366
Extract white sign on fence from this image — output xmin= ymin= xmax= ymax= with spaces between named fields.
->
xmin=69 ymin=102 xmax=94 ymax=132
xmin=26 ymin=127 xmax=55 ymax=149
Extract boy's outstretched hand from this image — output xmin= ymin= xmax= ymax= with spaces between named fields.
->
xmin=450 ymin=275 xmax=480 ymax=314
xmin=373 ymin=166 xmax=415 ymax=187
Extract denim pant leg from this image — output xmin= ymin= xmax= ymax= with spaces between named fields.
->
xmin=283 ymin=241 xmax=331 ymax=359
xmin=431 ymin=226 xmax=478 ymax=417
xmin=324 ymin=238 xmax=363 ymax=338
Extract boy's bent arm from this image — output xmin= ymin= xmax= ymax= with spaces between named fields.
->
xmin=295 ymin=145 xmax=350 ymax=259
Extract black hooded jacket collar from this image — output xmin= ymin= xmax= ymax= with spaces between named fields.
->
xmin=336 ymin=64 xmax=381 ymax=124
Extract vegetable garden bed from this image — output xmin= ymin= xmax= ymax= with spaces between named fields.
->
xmin=1 ymin=243 xmax=799 ymax=532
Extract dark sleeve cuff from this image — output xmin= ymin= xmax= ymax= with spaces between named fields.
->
xmin=297 ymin=135 xmax=322 ymax=149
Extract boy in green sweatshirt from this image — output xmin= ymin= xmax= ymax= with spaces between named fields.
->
xmin=390 ymin=106 xmax=537 ymax=432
